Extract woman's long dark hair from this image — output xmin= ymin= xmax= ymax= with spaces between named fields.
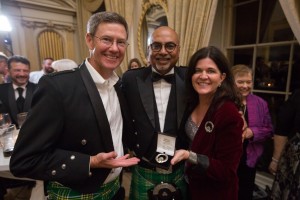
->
xmin=185 ymin=46 xmax=242 ymax=117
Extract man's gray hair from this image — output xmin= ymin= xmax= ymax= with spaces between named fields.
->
xmin=87 ymin=11 xmax=128 ymax=39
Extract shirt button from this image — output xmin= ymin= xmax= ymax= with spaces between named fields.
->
xmin=89 ymin=172 xmax=92 ymax=177
xmin=134 ymin=132 xmax=137 ymax=135
xmin=70 ymin=155 xmax=75 ymax=160
xmin=61 ymin=164 xmax=66 ymax=170
xmin=136 ymin=144 xmax=139 ymax=148
xmin=81 ymin=139 xmax=87 ymax=145
xmin=51 ymin=170 xmax=56 ymax=175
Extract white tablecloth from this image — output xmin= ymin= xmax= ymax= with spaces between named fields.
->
xmin=0 ymin=148 xmax=46 ymax=199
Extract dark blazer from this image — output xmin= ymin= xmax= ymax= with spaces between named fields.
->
xmin=0 ymin=82 xmax=36 ymax=127
xmin=10 ymin=63 xmax=133 ymax=194
xmin=122 ymin=66 xmax=187 ymax=161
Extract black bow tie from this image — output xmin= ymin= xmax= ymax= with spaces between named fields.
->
xmin=151 ymin=72 xmax=174 ymax=83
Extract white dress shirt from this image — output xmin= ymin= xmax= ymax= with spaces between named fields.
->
xmin=13 ymin=84 xmax=27 ymax=100
xmin=29 ymin=70 xmax=44 ymax=84
xmin=85 ymin=59 xmax=123 ymax=183
xmin=152 ymin=68 xmax=174 ymax=132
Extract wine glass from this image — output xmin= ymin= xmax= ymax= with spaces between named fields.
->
xmin=17 ymin=112 xmax=28 ymax=129
xmin=0 ymin=113 xmax=12 ymax=149
xmin=0 ymin=113 xmax=12 ymax=128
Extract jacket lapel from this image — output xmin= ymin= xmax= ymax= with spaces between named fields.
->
xmin=23 ymin=83 xmax=34 ymax=112
xmin=79 ymin=64 xmax=114 ymax=152
xmin=137 ymin=69 xmax=156 ymax=128
xmin=175 ymin=68 xmax=185 ymax=128
xmin=8 ymin=84 xmax=18 ymax=123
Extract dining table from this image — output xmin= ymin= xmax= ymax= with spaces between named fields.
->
xmin=0 ymin=147 xmax=21 ymax=180
xmin=0 ymin=148 xmax=46 ymax=199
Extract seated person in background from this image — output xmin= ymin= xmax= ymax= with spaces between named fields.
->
xmin=127 ymin=58 xmax=142 ymax=70
xmin=0 ymin=55 xmax=37 ymax=128
xmin=51 ymin=58 xmax=78 ymax=72
xmin=269 ymin=89 xmax=300 ymax=200
xmin=231 ymin=64 xmax=273 ymax=200
xmin=0 ymin=55 xmax=37 ymax=200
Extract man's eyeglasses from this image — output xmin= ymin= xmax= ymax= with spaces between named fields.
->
xmin=150 ymin=42 xmax=178 ymax=53
xmin=92 ymin=35 xmax=129 ymax=49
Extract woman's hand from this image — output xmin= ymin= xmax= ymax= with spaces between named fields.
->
xmin=269 ymin=157 xmax=279 ymax=175
xmin=90 ymin=151 xmax=140 ymax=169
xmin=242 ymin=127 xmax=254 ymax=142
xmin=170 ymin=149 xmax=189 ymax=165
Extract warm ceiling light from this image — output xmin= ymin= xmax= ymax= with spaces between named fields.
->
xmin=0 ymin=15 xmax=12 ymax=32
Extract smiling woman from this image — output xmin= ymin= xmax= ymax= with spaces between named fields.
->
xmin=231 ymin=64 xmax=273 ymax=200
xmin=171 ymin=46 xmax=243 ymax=200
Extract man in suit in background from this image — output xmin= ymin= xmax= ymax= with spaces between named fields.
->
xmin=10 ymin=11 xmax=139 ymax=199
xmin=0 ymin=55 xmax=37 ymax=128
xmin=0 ymin=55 xmax=36 ymax=200
xmin=122 ymin=26 xmax=188 ymax=200
xmin=29 ymin=57 xmax=54 ymax=84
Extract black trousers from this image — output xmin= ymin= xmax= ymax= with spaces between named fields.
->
xmin=238 ymin=163 xmax=256 ymax=200
xmin=0 ymin=177 xmax=36 ymax=200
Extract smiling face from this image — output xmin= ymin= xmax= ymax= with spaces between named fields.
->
xmin=192 ymin=58 xmax=226 ymax=98
xmin=234 ymin=72 xmax=253 ymax=98
xmin=149 ymin=26 xmax=180 ymax=75
xmin=43 ymin=59 xmax=54 ymax=74
xmin=86 ymin=22 xmax=128 ymax=79
xmin=9 ymin=62 xmax=30 ymax=86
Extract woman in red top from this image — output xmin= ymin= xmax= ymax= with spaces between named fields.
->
xmin=171 ymin=46 xmax=243 ymax=200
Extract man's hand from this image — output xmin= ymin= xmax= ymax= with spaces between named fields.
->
xmin=90 ymin=151 xmax=140 ymax=169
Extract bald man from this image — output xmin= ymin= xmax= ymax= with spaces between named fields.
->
xmin=122 ymin=26 xmax=188 ymax=200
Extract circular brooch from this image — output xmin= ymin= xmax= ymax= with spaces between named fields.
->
xmin=205 ymin=121 xmax=214 ymax=133
xmin=155 ymin=153 xmax=168 ymax=163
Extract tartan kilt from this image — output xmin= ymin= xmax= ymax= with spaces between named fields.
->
xmin=46 ymin=177 xmax=120 ymax=200
xmin=129 ymin=164 xmax=187 ymax=200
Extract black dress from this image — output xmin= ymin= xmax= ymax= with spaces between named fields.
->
xmin=271 ymin=90 xmax=300 ymax=200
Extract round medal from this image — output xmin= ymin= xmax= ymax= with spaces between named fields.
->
xmin=155 ymin=153 xmax=168 ymax=163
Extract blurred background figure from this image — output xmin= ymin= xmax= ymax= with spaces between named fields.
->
xmin=51 ymin=58 xmax=78 ymax=72
xmin=231 ymin=64 xmax=273 ymax=200
xmin=0 ymin=52 xmax=9 ymax=84
xmin=0 ymin=55 xmax=37 ymax=128
xmin=29 ymin=57 xmax=54 ymax=83
xmin=269 ymin=89 xmax=300 ymax=200
xmin=0 ymin=55 xmax=37 ymax=199
xmin=127 ymin=58 xmax=142 ymax=70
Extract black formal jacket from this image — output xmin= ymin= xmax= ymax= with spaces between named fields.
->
xmin=122 ymin=66 xmax=188 ymax=162
xmin=0 ymin=82 xmax=37 ymax=127
xmin=10 ymin=62 xmax=134 ymax=194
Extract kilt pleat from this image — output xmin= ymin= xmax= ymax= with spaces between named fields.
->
xmin=46 ymin=177 xmax=120 ymax=200
xmin=129 ymin=165 xmax=187 ymax=200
